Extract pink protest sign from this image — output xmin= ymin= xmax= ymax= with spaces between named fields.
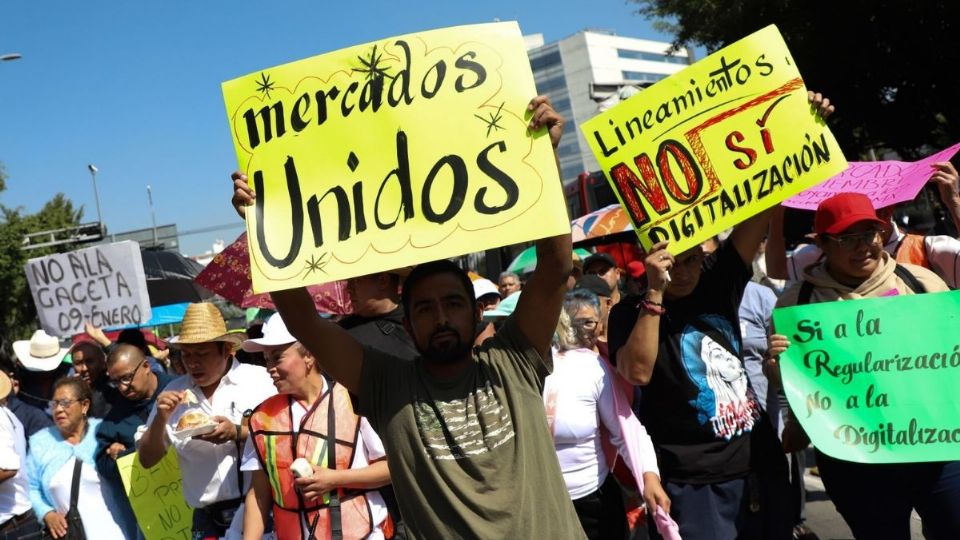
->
xmin=783 ymin=141 xmax=960 ymax=210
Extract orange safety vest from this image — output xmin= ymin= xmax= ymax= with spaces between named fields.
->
xmin=250 ymin=381 xmax=392 ymax=540
xmin=895 ymin=233 xmax=930 ymax=268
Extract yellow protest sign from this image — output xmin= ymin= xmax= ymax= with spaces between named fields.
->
xmin=222 ymin=22 xmax=569 ymax=292
xmin=117 ymin=451 xmax=192 ymax=540
xmin=581 ymin=25 xmax=847 ymax=254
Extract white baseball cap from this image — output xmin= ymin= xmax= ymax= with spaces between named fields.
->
xmin=472 ymin=278 xmax=501 ymax=300
xmin=241 ymin=314 xmax=296 ymax=353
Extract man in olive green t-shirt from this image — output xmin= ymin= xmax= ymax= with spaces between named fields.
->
xmin=233 ymin=96 xmax=584 ymax=539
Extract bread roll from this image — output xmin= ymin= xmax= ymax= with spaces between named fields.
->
xmin=176 ymin=411 xmax=211 ymax=431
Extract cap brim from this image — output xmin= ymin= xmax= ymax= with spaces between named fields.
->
xmin=821 ymin=215 xmax=887 ymax=235
xmin=241 ymin=336 xmax=295 ymax=353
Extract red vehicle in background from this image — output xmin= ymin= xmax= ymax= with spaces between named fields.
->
xmin=566 ymin=171 xmax=645 ymax=275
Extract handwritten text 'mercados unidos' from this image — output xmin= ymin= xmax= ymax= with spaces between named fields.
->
xmin=234 ymin=38 xmax=530 ymax=271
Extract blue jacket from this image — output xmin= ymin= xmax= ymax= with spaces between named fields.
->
xmin=26 ymin=418 xmax=103 ymax=520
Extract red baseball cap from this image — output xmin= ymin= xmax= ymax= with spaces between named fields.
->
xmin=814 ymin=193 xmax=887 ymax=235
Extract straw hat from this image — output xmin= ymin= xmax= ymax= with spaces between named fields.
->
xmin=168 ymin=303 xmax=245 ymax=348
xmin=13 ymin=330 xmax=70 ymax=372
xmin=0 ymin=371 xmax=11 ymax=400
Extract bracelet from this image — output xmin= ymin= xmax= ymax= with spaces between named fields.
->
xmin=639 ymin=299 xmax=667 ymax=316
xmin=234 ymin=423 xmax=243 ymax=445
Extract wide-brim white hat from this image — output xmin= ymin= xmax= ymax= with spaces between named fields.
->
xmin=242 ymin=313 xmax=296 ymax=353
xmin=13 ymin=330 xmax=70 ymax=372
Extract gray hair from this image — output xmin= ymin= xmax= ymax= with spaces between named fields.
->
xmin=553 ymin=289 xmax=601 ymax=352
xmin=499 ymin=271 xmax=519 ymax=282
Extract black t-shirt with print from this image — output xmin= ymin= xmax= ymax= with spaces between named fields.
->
xmin=608 ymin=240 xmax=762 ymax=484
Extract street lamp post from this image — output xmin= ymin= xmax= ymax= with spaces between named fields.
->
xmin=147 ymin=184 xmax=158 ymax=247
xmin=87 ymin=164 xmax=104 ymax=231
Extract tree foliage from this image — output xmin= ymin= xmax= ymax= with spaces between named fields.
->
xmin=632 ymin=0 xmax=960 ymax=159
xmin=0 ymin=169 xmax=83 ymax=365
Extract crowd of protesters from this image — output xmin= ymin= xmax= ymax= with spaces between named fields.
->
xmin=1 ymin=92 xmax=959 ymax=540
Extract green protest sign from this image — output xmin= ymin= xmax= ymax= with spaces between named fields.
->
xmin=772 ymin=290 xmax=960 ymax=463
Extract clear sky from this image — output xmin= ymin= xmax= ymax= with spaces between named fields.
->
xmin=0 ymin=0 xmax=678 ymax=256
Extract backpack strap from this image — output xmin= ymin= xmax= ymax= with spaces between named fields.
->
xmin=893 ymin=264 xmax=926 ymax=294
xmin=797 ymin=280 xmax=815 ymax=306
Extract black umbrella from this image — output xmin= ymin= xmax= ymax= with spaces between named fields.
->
xmin=140 ymin=249 xmax=212 ymax=306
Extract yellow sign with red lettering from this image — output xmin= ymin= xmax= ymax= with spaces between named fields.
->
xmin=222 ymin=22 xmax=569 ymax=292
xmin=581 ymin=25 xmax=848 ymax=254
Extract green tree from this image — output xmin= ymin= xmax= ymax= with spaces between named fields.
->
xmin=632 ymin=0 xmax=960 ymax=158
xmin=0 ymin=166 xmax=83 ymax=364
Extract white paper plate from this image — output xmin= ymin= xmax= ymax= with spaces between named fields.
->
xmin=172 ymin=423 xmax=217 ymax=441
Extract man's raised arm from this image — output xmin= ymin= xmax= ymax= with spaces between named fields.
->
xmin=231 ymin=173 xmax=364 ymax=394
xmin=511 ymin=96 xmax=572 ymax=359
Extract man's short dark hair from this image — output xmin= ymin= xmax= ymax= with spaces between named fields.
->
xmin=107 ymin=343 xmax=145 ymax=368
xmin=117 ymin=329 xmax=150 ymax=355
xmin=401 ymin=260 xmax=475 ymax=316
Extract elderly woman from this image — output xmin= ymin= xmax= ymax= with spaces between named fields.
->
xmin=241 ymin=314 xmax=392 ymax=540
xmin=544 ymin=289 xmax=669 ymax=539
xmin=26 ymin=376 xmax=124 ymax=539
xmin=768 ymin=193 xmax=960 ymax=540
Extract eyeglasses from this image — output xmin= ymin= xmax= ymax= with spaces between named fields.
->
xmin=108 ymin=358 xmax=146 ymax=389
xmin=49 ymin=399 xmax=81 ymax=410
xmin=572 ymin=318 xmax=599 ymax=330
xmin=824 ymin=230 xmax=882 ymax=250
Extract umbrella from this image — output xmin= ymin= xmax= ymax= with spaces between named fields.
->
xmin=140 ymin=249 xmax=213 ymax=306
xmin=571 ymin=204 xmax=636 ymax=247
xmin=194 ymin=233 xmax=351 ymax=315
xmin=507 ymin=246 xmax=592 ymax=274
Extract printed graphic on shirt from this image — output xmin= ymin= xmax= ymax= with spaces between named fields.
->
xmin=414 ymin=380 xmax=515 ymax=461
xmin=680 ymin=314 xmax=761 ymax=440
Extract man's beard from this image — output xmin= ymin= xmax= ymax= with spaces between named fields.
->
xmin=421 ymin=325 xmax=472 ymax=364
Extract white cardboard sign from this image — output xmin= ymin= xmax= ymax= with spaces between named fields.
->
xmin=25 ymin=241 xmax=152 ymax=336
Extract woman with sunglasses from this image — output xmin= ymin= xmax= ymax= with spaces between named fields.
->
xmin=26 ymin=376 xmax=125 ymax=539
xmin=544 ymin=289 xmax=669 ymax=539
xmin=768 ymin=192 xmax=958 ymax=539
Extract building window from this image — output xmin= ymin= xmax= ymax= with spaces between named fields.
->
xmin=536 ymin=73 xmax=568 ymax=94
xmin=561 ymin=160 xmax=585 ymax=180
xmin=530 ymin=49 xmax=562 ymax=71
xmin=617 ymin=48 xmax=688 ymax=64
xmin=622 ymin=71 xmax=667 ymax=83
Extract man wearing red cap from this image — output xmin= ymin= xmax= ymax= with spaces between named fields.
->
xmin=767 ymin=161 xmax=960 ymax=288
xmin=768 ymin=192 xmax=958 ymax=539
xmin=777 ymin=192 xmax=948 ymax=305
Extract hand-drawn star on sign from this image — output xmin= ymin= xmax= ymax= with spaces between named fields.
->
xmin=474 ymin=102 xmax=506 ymax=138
xmin=255 ymin=72 xmax=275 ymax=99
xmin=353 ymin=45 xmax=394 ymax=81
xmin=302 ymin=252 xmax=329 ymax=277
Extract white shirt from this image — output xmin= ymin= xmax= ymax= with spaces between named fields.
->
xmin=240 ymin=381 xmax=389 ymax=540
xmin=49 ymin=457 xmax=124 ymax=539
xmin=143 ymin=359 xmax=276 ymax=510
xmin=0 ymin=406 xmax=31 ymax=521
xmin=543 ymin=348 xmax=659 ymax=500
xmin=787 ymin=226 xmax=960 ymax=288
